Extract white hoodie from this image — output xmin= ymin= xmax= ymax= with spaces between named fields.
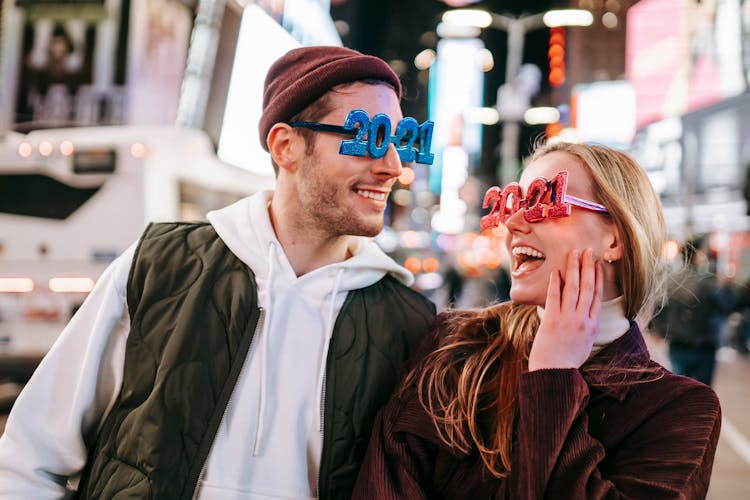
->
xmin=0 ymin=190 xmax=414 ymax=499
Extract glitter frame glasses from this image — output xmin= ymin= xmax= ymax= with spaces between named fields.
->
xmin=480 ymin=170 xmax=608 ymax=230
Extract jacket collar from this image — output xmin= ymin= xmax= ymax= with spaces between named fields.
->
xmin=579 ymin=323 xmax=654 ymax=402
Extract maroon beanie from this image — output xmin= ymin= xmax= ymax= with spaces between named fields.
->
xmin=259 ymin=46 xmax=402 ymax=151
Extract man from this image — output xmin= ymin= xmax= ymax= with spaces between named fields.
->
xmin=652 ymin=238 xmax=735 ymax=386
xmin=0 ymin=46 xmax=435 ymax=499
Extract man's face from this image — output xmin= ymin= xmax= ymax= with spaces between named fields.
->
xmin=294 ymin=82 xmax=403 ymax=238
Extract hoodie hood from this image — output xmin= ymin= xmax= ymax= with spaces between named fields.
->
xmin=206 ymin=190 xmax=413 ymax=290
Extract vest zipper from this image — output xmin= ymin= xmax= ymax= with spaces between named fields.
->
xmin=316 ymin=370 xmax=327 ymax=496
xmin=317 ymin=291 xmax=354 ymax=499
xmin=190 ymin=307 xmax=265 ymax=500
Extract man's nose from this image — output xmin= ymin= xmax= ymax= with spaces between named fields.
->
xmin=373 ymin=142 xmax=403 ymax=179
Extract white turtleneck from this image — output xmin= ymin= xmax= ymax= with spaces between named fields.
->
xmin=537 ymin=296 xmax=630 ymax=357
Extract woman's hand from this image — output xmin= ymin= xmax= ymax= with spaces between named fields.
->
xmin=528 ymin=248 xmax=604 ymax=371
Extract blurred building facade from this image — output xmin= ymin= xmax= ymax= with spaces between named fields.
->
xmin=4 ymin=0 xmax=750 ymax=297
xmin=333 ymin=0 xmax=750 ymax=293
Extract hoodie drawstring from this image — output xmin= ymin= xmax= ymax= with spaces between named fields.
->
xmin=253 ymin=242 xmax=277 ymax=455
xmin=317 ymin=267 xmax=344 ymax=431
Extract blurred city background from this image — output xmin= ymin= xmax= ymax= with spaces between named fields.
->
xmin=1 ymin=0 xmax=749 ymax=497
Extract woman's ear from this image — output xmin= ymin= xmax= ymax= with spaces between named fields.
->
xmin=267 ymin=123 xmax=302 ymax=173
xmin=603 ymin=224 xmax=623 ymax=263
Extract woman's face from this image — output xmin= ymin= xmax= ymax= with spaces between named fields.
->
xmin=504 ymin=151 xmax=620 ymax=307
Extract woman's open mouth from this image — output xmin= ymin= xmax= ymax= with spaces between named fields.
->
xmin=512 ymin=246 xmax=546 ymax=275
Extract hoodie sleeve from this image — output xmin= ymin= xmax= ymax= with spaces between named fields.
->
xmin=0 ymin=245 xmax=135 ymax=498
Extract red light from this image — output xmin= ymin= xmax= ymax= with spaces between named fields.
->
xmin=549 ymin=56 xmax=565 ymax=68
xmin=549 ymin=32 xmax=564 ymax=45
xmin=549 ymin=69 xmax=566 ymax=87
xmin=548 ymin=45 xmax=565 ymax=59
xmin=404 ymin=256 xmax=421 ymax=274
xmin=546 ymin=122 xmax=564 ymax=139
xmin=422 ymin=257 xmax=440 ymax=273
xmin=548 ymin=27 xmax=566 ymax=88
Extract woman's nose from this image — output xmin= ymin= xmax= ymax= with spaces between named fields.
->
xmin=504 ymin=206 xmax=531 ymax=233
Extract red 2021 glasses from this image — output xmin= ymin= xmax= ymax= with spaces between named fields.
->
xmin=480 ymin=170 xmax=608 ymax=230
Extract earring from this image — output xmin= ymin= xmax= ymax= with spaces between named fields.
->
xmin=607 ymin=258 xmax=613 ymax=264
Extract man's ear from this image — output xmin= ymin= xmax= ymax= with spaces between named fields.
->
xmin=267 ymin=123 xmax=303 ymax=172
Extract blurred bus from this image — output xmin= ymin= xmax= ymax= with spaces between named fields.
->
xmin=0 ymin=125 xmax=274 ymax=363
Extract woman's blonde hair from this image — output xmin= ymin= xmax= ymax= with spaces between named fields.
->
xmin=530 ymin=141 xmax=668 ymax=327
xmin=411 ymin=142 xmax=668 ymax=478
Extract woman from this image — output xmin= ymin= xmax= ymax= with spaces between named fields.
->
xmin=353 ymin=142 xmax=721 ymax=499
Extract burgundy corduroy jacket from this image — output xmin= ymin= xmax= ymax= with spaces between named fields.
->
xmin=352 ymin=324 xmax=721 ymax=499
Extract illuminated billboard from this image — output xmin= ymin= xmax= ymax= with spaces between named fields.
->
xmin=626 ymin=0 xmax=746 ymax=128
xmin=216 ymin=1 xmax=343 ymax=175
